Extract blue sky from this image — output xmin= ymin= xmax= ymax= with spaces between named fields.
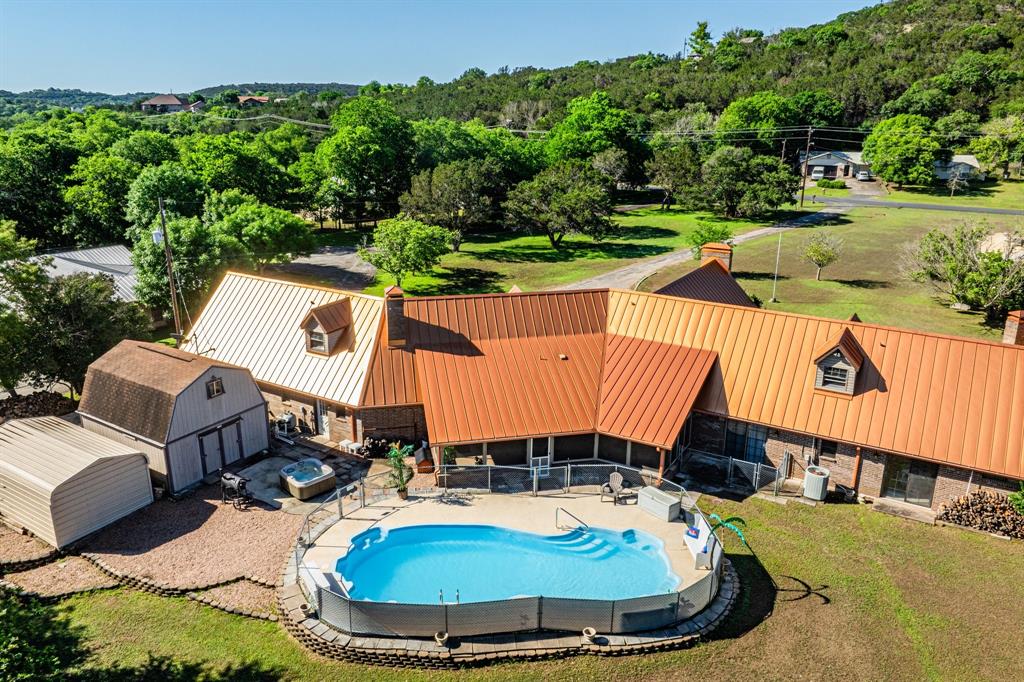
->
xmin=1 ymin=0 xmax=876 ymax=93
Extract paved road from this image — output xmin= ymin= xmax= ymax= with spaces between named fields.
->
xmin=811 ymin=195 xmax=1024 ymax=216
xmin=265 ymin=245 xmax=376 ymax=292
xmin=561 ymin=206 xmax=848 ymax=291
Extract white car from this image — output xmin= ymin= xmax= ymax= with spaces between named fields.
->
xmin=810 ymin=167 xmax=825 ymax=181
xmin=856 ymin=170 xmax=872 ymax=181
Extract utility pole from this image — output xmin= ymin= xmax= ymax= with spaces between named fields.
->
xmin=799 ymin=126 xmax=813 ymax=208
xmin=780 ymin=138 xmax=787 ymax=163
xmin=769 ymin=231 xmax=782 ymax=304
xmin=155 ymin=198 xmax=183 ymax=344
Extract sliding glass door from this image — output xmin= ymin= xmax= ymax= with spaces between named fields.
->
xmin=882 ymin=456 xmax=937 ymax=507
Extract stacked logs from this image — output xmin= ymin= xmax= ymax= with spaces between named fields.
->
xmin=937 ymin=491 xmax=1024 ymax=539
xmin=0 ymin=392 xmax=77 ymax=424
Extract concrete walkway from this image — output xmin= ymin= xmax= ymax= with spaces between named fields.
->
xmin=562 ymin=206 xmax=847 ymax=291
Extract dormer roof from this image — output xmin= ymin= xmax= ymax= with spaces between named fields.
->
xmin=300 ymin=298 xmax=352 ymax=333
xmin=812 ymin=327 xmax=864 ymax=370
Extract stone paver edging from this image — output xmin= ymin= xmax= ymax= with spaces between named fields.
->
xmin=0 ymin=547 xmax=60 ymax=574
xmin=276 ymin=552 xmax=739 ymax=669
xmin=80 ymin=552 xmax=278 ymax=598
xmin=187 ymin=580 xmax=280 ymax=621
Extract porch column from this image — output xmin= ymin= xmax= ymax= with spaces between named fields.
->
xmin=625 ymin=441 xmax=632 ymax=467
xmin=481 ymin=442 xmax=488 ymax=465
xmin=657 ymin=447 xmax=666 ymax=483
xmin=592 ymin=434 xmax=599 ymax=459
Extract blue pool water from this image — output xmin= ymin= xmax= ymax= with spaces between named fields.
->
xmin=335 ymin=524 xmax=679 ymax=604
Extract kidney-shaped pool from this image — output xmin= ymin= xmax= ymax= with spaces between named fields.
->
xmin=334 ymin=524 xmax=679 ymax=604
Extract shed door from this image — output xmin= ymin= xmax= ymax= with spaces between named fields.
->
xmin=222 ymin=420 xmax=243 ymax=466
xmin=198 ymin=429 xmax=224 ymax=476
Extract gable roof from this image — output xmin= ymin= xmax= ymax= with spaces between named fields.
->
xmin=300 ymin=299 xmax=352 ymax=333
xmin=655 ymin=259 xmax=755 ymax=308
xmin=79 ymin=340 xmax=235 ymax=443
xmin=182 ymin=272 xmax=383 ymax=407
xmin=813 ymin=327 xmax=864 ymax=370
xmin=30 ymin=244 xmax=137 ymax=302
xmin=142 ymin=94 xmax=189 ymax=106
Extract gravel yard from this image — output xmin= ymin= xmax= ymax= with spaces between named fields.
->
xmin=5 ymin=556 xmax=117 ymax=596
xmin=0 ymin=525 xmax=52 ymax=563
xmin=82 ymin=485 xmax=303 ymax=587
xmin=198 ymin=579 xmax=278 ymax=615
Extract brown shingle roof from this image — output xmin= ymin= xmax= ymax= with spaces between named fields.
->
xmin=142 ymin=94 xmax=189 ymax=106
xmin=79 ymin=340 xmax=228 ymax=443
xmin=655 ymin=259 xmax=755 ymax=307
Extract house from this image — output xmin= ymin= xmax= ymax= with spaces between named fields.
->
xmin=934 ymin=154 xmax=986 ymax=181
xmin=187 ymin=99 xmax=206 ymax=113
xmin=0 ymin=416 xmax=153 ymax=548
xmin=238 ymin=95 xmax=270 ymax=107
xmin=30 ymin=244 xmax=137 ymax=302
xmin=77 ymin=341 xmax=269 ymax=494
xmin=140 ymin=94 xmax=190 ymax=113
xmin=798 ymin=150 xmax=871 ymax=179
xmin=184 ymin=268 xmax=1024 ymax=513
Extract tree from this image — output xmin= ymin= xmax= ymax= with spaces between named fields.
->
xmin=904 ymin=224 xmax=1024 ymax=317
xmin=687 ymin=221 xmax=733 ymax=259
xmin=0 ymin=127 xmax=80 ymax=246
xmin=803 ymin=232 xmax=844 ymax=280
xmin=109 ymin=130 xmax=178 ymax=167
xmin=124 ymin=162 xmax=205 ymax=233
xmin=132 ymin=215 xmax=245 ymax=315
xmin=947 ymin=167 xmax=970 ymax=197
xmin=411 ymin=117 xmax=485 ymax=170
xmin=590 ymin=147 xmax=630 ymax=187
xmin=0 ymin=220 xmax=45 ymax=394
xmin=179 ymin=133 xmax=292 ymax=205
xmin=213 ymin=202 xmax=316 ymax=274
xmin=502 ymin=161 xmax=613 ymax=248
xmin=696 ymin=146 xmax=799 ymax=218
xmin=316 ymin=97 xmax=416 ymax=214
xmin=21 ymin=273 xmax=148 ymax=394
xmin=544 ymin=92 xmax=651 ymax=186
xmin=688 ymin=21 xmax=714 ymax=58
xmin=971 ymin=115 xmax=1024 ymax=179
xmin=862 ymin=114 xmax=940 ymax=188
xmin=717 ymin=91 xmax=797 ymax=148
xmin=645 ymin=143 xmax=701 ymax=209
xmin=399 ymin=159 xmax=497 ymax=251
xmin=202 ymin=188 xmax=256 ymax=226
xmin=62 ymin=153 xmax=140 ymax=244
xmin=357 ymin=217 xmax=453 ymax=287
xmin=934 ymin=111 xmax=981 ymax=151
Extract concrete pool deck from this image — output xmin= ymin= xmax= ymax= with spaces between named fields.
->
xmin=303 ymin=491 xmax=708 ymax=591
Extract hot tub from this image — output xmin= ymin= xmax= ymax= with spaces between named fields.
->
xmin=280 ymin=458 xmax=336 ymax=500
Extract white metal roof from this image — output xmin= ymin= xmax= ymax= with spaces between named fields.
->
xmin=34 ymin=244 xmax=137 ymax=302
xmin=182 ymin=272 xmax=384 ymax=406
xmin=0 ymin=416 xmax=144 ymax=494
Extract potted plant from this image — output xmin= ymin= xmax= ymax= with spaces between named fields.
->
xmin=387 ymin=443 xmax=413 ymax=500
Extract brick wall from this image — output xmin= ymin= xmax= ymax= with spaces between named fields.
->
xmin=357 ymin=405 xmax=427 ymax=444
xmin=263 ymin=387 xmax=315 ymax=434
xmin=933 ymin=465 xmax=1021 ymax=510
xmin=328 ymin=404 xmax=355 ymax=443
xmin=763 ymin=428 xmax=816 ymax=473
xmin=857 ymin=450 xmax=886 ymax=498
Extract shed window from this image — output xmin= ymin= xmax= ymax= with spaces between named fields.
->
xmin=308 ymin=330 xmax=327 ymax=353
xmin=821 ymin=366 xmax=848 ymax=389
xmin=206 ymin=377 xmax=224 ymax=399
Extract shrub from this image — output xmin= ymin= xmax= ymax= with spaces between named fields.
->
xmin=816 ymin=178 xmax=847 ymax=189
xmin=1010 ymin=483 xmax=1024 ymax=516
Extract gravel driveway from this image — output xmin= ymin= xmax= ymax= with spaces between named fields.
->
xmin=266 ymin=245 xmax=376 ymax=292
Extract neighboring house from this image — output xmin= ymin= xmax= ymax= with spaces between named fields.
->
xmin=238 ymin=95 xmax=270 ymax=107
xmin=31 ymin=244 xmax=137 ymax=302
xmin=656 ymin=243 xmax=756 ymax=307
xmin=799 ymin=150 xmax=871 ymax=179
xmin=184 ymin=271 xmax=1024 ymax=512
xmin=78 ymin=341 xmax=269 ymax=494
xmin=934 ymin=154 xmax=986 ymax=181
xmin=187 ymin=99 xmax=205 ymax=113
xmin=140 ymin=94 xmax=190 ymax=112
xmin=0 ymin=416 xmax=153 ymax=548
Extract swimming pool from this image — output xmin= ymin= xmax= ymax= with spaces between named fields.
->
xmin=335 ymin=524 xmax=679 ymax=604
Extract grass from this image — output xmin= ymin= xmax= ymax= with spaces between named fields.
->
xmin=57 ymin=497 xmax=1024 ymax=681
xmin=311 ymin=207 xmax=805 ymax=297
xmin=641 ymin=207 xmax=1022 ymax=340
xmin=883 ymin=178 xmax=1024 ymax=209
xmin=799 ymin=184 xmax=850 ymax=199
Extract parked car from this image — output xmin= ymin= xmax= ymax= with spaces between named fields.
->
xmin=856 ymin=170 xmax=872 ymax=181
xmin=810 ymin=166 xmax=825 ymax=181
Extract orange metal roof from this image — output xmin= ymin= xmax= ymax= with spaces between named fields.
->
xmin=607 ymin=290 xmax=1024 ymax=480
xmin=597 ymin=335 xmax=717 ymax=448
xmin=361 ymin=316 xmax=420 ymax=407
xmin=655 ymin=259 xmax=755 ymax=307
xmin=404 ymin=290 xmax=608 ymax=445
xmin=813 ymin=327 xmax=864 ymax=370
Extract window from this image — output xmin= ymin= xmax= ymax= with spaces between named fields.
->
xmin=308 ymin=330 xmax=327 ymax=353
xmin=820 ymin=439 xmax=839 ymax=461
xmin=205 ymin=377 xmax=224 ymax=399
xmin=724 ymin=421 xmax=767 ymax=463
xmin=821 ymin=366 xmax=848 ymax=389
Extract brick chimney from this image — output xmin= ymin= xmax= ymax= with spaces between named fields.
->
xmin=1003 ymin=310 xmax=1024 ymax=346
xmin=384 ymin=285 xmax=406 ymax=348
xmin=700 ymin=242 xmax=733 ymax=272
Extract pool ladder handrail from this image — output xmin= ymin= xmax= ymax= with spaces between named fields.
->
xmin=555 ymin=507 xmax=589 ymax=531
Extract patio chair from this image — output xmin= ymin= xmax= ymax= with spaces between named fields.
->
xmin=600 ymin=472 xmax=638 ymax=505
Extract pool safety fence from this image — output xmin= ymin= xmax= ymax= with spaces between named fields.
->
xmin=294 ymin=461 xmax=725 ymax=638
xmin=680 ymin=449 xmax=784 ymax=495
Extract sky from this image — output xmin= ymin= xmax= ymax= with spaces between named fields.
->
xmin=1 ymin=0 xmax=877 ymax=94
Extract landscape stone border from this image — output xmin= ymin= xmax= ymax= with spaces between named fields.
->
xmin=275 ymin=554 xmax=738 ymax=669
xmin=0 ymin=547 xmax=60 ymax=574
xmin=0 ymin=575 xmax=119 ymax=604
xmin=187 ymin=579 xmax=280 ymax=621
xmin=80 ymin=551 xmax=278 ymax=597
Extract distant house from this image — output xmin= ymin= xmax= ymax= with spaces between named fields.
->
xmin=238 ymin=95 xmax=270 ymax=107
xmin=140 ymin=94 xmax=190 ymax=113
xmin=31 ymin=244 xmax=137 ymax=303
xmin=187 ymin=99 xmax=205 ymax=113
xmin=799 ymin=150 xmax=871 ymax=179
xmin=934 ymin=154 xmax=986 ymax=181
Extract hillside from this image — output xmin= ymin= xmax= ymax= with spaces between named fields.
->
xmin=192 ymin=82 xmax=359 ymax=98
xmin=0 ymin=88 xmax=158 ymax=115
xmin=380 ymin=0 xmax=1024 ymax=126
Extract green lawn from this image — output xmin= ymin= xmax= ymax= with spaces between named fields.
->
xmin=313 ymin=208 xmax=803 ymax=297
xmin=641 ymin=207 xmax=1018 ymax=341
xmin=56 ymin=497 xmax=1024 ymax=681
xmin=883 ymin=178 xmax=1024 ymax=209
xmin=799 ymin=184 xmax=850 ymax=199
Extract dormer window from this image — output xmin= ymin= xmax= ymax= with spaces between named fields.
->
xmin=299 ymin=298 xmax=352 ymax=356
xmin=812 ymin=328 xmax=864 ymax=397
xmin=308 ymin=330 xmax=327 ymax=353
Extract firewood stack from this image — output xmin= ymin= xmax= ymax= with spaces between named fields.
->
xmin=937 ymin=490 xmax=1024 ymax=540
xmin=0 ymin=392 xmax=78 ymax=425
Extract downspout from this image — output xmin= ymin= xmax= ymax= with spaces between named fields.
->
xmin=851 ymin=446 xmax=862 ymax=491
